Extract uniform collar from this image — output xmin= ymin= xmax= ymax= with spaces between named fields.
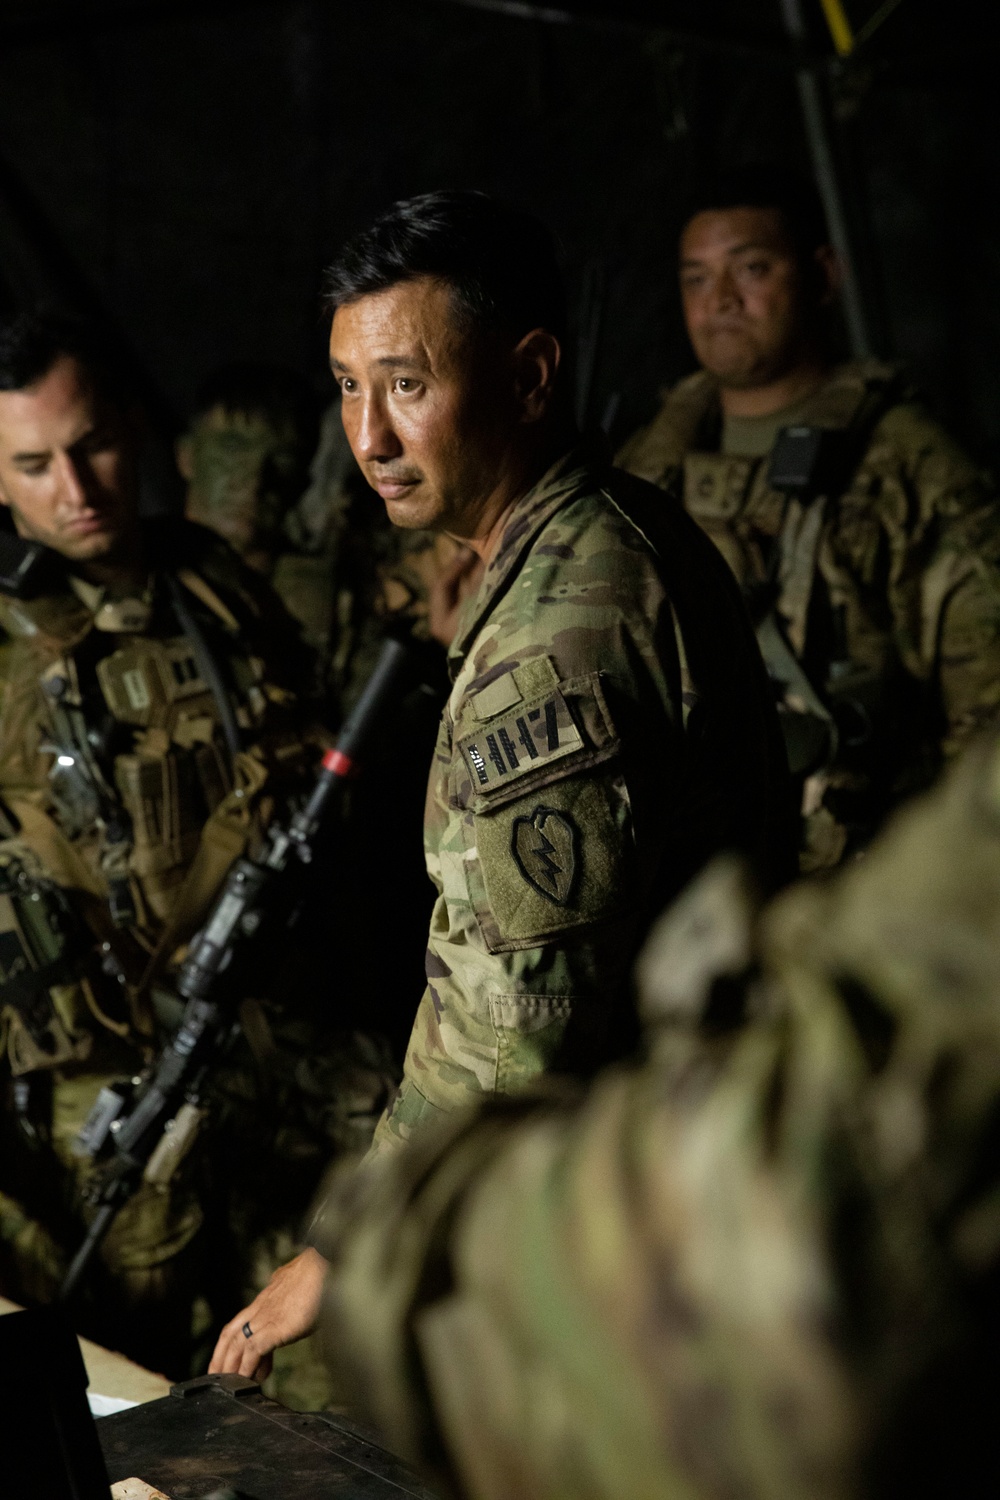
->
xmin=689 ymin=359 xmax=906 ymax=451
xmin=448 ymin=439 xmax=608 ymax=673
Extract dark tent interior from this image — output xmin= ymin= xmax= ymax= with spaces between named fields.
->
xmin=2 ymin=3 xmax=1000 ymax=1497
xmin=1 ymin=0 xmax=995 ymax=463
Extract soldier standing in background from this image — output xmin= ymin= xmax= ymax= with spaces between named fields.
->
xmin=0 ymin=313 xmax=395 ymax=1392
xmin=179 ymin=363 xmax=480 ymax=717
xmin=313 ymin=723 xmax=1000 ymax=1500
xmin=619 ymin=166 xmax=1000 ymax=871
xmin=210 ymin=189 xmax=793 ymax=1380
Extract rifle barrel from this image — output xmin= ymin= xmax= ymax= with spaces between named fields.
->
xmin=58 ymin=1202 xmax=118 ymax=1303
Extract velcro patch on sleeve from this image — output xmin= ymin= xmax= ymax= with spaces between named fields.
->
xmin=457 ymin=689 xmax=584 ymax=794
xmin=474 ymin=774 xmax=631 ymax=948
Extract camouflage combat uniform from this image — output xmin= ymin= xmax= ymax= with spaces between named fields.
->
xmin=0 ymin=518 xmax=394 ymax=1378
xmin=365 ymin=445 xmax=792 ymax=1155
xmin=618 ymin=361 xmax=1000 ymax=869
xmin=314 ymin=727 xmax=1000 ymax=1500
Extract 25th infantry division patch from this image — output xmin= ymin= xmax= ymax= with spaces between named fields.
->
xmin=511 ymin=806 xmax=578 ymax=905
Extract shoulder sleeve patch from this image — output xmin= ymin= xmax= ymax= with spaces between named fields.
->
xmin=474 ymin=774 xmax=633 ymax=950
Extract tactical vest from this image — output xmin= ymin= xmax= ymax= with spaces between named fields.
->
xmin=620 ymin=361 xmax=915 ymax=866
xmin=0 ymin=531 xmax=315 ymax=1075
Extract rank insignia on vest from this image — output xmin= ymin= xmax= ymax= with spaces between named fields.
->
xmin=510 ymin=805 xmax=578 ymax=906
xmin=458 ymin=688 xmax=584 ymax=793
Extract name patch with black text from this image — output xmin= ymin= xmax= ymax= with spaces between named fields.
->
xmin=457 ymin=688 xmax=584 ymax=794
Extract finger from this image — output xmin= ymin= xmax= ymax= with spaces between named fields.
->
xmin=238 ymin=1334 xmax=270 ymax=1379
xmin=209 ymin=1328 xmax=242 ymax=1375
xmin=208 ymin=1328 xmax=233 ymax=1374
xmin=212 ymin=1308 xmax=259 ymax=1374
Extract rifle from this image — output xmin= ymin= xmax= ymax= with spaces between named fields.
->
xmin=58 ymin=635 xmax=410 ymax=1303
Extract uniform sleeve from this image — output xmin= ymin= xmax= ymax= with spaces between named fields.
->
xmin=317 ymin=735 xmax=1000 ymax=1500
xmin=875 ymin=403 xmax=1000 ymax=753
xmin=369 ymin=530 xmax=682 ymax=1156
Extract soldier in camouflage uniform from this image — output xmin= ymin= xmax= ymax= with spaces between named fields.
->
xmin=178 ymin=363 xmax=319 ymax=578
xmin=209 ymin=189 xmax=793 ymax=1381
xmin=618 ymin=166 xmax=1000 ymax=871
xmin=312 ymin=724 xmax=1000 ymax=1500
xmin=0 ymin=313 xmax=394 ymax=1382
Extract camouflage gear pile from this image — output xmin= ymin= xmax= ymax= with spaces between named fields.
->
xmin=367 ymin=445 xmax=792 ymax=1155
xmin=619 ymin=361 xmax=1000 ymax=869
xmin=314 ymin=729 xmax=1000 ymax=1500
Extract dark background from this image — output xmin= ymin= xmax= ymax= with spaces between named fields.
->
xmin=0 ymin=0 xmax=995 ymax=464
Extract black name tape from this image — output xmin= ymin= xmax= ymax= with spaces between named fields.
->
xmin=458 ymin=689 xmax=584 ymax=792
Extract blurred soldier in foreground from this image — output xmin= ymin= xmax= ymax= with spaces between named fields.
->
xmin=619 ymin=166 xmax=1000 ymax=872
xmin=314 ymin=728 xmax=1000 ymax=1500
xmin=0 ymin=313 xmax=394 ymax=1383
xmin=210 ymin=189 xmax=792 ymax=1378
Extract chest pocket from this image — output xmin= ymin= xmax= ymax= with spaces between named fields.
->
xmin=451 ymin=657 xmax=634 ymax=954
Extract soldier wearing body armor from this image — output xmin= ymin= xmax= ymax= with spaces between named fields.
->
xmin=618 ymin=167 xmax=1000 ymax=870
xmin=0 ymin=313 xmax=395 ymax=1384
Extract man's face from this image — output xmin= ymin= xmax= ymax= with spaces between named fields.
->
xmin=330 ymin=277 xmax=520 ymax=536
xmin=680 ymin=206 xmax=825 ymax=389
xmin=180 ymin=406 xmax=304 ymax=569
xmin=0 ymin=354 xmax=139 ymax=563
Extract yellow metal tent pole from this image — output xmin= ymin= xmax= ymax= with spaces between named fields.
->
xmin=819 ymin=0 xmax=855 ymax=54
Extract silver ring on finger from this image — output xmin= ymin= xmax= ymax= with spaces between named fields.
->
xmin=242 ymin=1321 xmax=253 ymax=1340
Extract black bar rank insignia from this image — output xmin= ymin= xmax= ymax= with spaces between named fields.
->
xmin=459 ymin=689 xmax=584 ymax=791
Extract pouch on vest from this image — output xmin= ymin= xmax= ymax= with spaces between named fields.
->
xmin=0 ymin=848 xmax=91 ymax=1074
xmin=767 ymin=425 xmax=852 ymax=498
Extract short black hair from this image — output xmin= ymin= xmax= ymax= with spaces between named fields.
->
xmin=325 ymin=190 xmax=567 ymax=345
xmin=683 ymin=165 xmax=830 ymax=264
xmin=0 ymin=309 xmax=129 ymax=404
xmin=190 ymin=362 xmax=318 ymax=446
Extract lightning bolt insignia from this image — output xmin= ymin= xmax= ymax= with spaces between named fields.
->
xmin=511 ymin=806 xmax=578 ymax=907
xmin=531 ymin=830 xmax=563 ymax=891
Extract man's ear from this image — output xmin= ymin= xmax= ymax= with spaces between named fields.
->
xmin=512 ymin=329 xmax=562 ymax=425
xmin=814 ymin=244 xmax=842 ymax=307
xmin=175 ymin=434 xmax=195 ymax=482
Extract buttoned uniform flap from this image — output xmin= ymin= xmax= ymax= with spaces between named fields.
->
xmin=454 ymin=666 xmax=619 ymax=814
xmin=488 ymin=991 xmax=575 ymax=1093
